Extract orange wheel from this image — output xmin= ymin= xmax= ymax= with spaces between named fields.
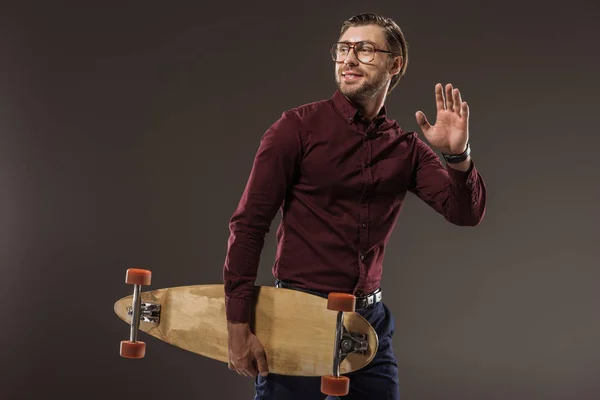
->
xmin=327 ymin=292 xmax=356 ymax=312
xmin=321 ymin=375 xmax=350 ymax=396
xmin=120 ymin=340 xmax=146 ymax=358
xmin=125 ymin=268 xmax=152 ymax=286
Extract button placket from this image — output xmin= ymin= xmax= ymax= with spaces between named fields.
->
xmin=356 ymin=132 xmax=373 ymax=293
xmin=357 ymin=136 xmax=373 ymax=289
xmin=358 ymin=140 xmax=371 ymax=256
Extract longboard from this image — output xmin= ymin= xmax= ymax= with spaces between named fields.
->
xmin=114 ymin=269 xmax=378 ymax=396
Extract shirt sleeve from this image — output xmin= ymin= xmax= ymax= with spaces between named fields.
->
xmin=409 ymin=137 xmax=486 ymax=226
xmin=223 ymin=111 xmax=302 ymax=323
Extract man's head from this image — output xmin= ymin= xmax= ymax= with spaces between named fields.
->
xmin=332 ymin=13 xmax=408 ymax=103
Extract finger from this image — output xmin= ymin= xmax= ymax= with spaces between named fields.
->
xmin=445 ymin=83 xmax=454 ymax=111
xmin=245 ymin=361 xmax=259 ymax=377
xmin=230 ymin=362 xmax=245 ymax=376
xmin=461 ymin=101 xmax=469 ymax=120
xmin=233 ymin=364 xmax=249 ymax=377
xmin=453 ymin=88 xmax=462 ymax=114
xmin=435 ymin=83 xmax=444 ymax=111
xmin=415 ymin=111 xmax=431 ymax=134
xmin=231 ymin=360 xmax=251 ymax=377
xmin=254 ymin=350 xmax=270 ymax=377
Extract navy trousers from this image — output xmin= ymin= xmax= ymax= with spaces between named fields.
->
xmin=253 ymin=300 xmax=400 ymax=399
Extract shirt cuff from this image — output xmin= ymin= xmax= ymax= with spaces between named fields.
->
xmin=447 ymin=159 xmax=478 ymax=191
xmin=225 ymin=296 xmax=253 ymax=324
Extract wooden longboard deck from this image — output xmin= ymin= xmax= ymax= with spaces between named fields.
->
xmin=114 ymin=284 xmax=378 ymax=376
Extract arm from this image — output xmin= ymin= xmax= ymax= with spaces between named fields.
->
xmin=409 ymin=137 xmax=486 ymax=226
xmin=223 ymin=110 xmax=302 ymax=324
xmin=412 ymin=83 xmax=486 ymax=225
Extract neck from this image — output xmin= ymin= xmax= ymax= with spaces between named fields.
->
xmin=347 ymin=89 xmax=388 ymax=121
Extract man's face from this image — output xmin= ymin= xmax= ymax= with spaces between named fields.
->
xmin=334 ymin=25 xmax=397 ymax=103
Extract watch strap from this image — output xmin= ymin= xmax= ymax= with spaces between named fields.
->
xmin=442 ymin=143 xmax=471 ymax=163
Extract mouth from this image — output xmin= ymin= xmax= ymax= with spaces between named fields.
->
xmin=341 ymin=71 xmax=364 ymax=82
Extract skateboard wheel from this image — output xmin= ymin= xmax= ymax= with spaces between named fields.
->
xmin=120 ymin=340 xmax=146 ymax=358
xmin=321 ymin=375 xmax=350 ymax=396
xmin=125 ymin=268 xmax=152 ymax=286
xmin=327 ymin=293 xmax=356 ymax=312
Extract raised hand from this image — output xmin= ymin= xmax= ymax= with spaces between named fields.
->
xmin=415 ymin=83 xmax=470 ymax=155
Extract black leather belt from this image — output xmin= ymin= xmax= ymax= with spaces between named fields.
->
xmin=355 ymin=287 xmax=383 ymax=309
xmin=274 ymin=279 xmax=382 ymax=310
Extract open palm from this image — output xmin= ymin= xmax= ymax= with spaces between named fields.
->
xmin=415 ymin=83 xmax=469 ymax=154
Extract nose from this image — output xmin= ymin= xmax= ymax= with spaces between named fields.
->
xmin=343 ymin=49 xmax=359 ymax=66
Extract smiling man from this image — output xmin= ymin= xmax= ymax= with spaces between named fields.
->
xmin=223 ymin=12 xmax=487 ymax=400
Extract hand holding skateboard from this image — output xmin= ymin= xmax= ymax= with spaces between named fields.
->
xmin=227 ymin=321 xmax=269 ymax=377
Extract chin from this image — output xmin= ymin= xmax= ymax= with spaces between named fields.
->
xmin=338 ymin=84 xmax=369 ymax=102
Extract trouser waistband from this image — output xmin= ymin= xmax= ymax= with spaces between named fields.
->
xmin=274 ymin=279 xmax=382 ymax=310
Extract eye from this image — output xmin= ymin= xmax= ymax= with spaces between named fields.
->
xmin=359 ymin=45 xmax=375 ymax=54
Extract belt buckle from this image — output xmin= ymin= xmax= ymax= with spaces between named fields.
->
xmin=355 ymin=293 xmax=374 ymax=310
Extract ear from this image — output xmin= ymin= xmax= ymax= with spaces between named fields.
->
xmin=389 ymin=55 xmax=403 ymax=76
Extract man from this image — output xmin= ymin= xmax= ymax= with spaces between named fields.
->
xmin=222 ymin=12 xmax=486 ymax=400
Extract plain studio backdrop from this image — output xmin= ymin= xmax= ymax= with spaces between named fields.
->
xmin=1 ymin=1 xmax=598 ymax=399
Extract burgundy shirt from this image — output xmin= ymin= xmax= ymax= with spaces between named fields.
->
xmin=223 ymin=90 xmax=487 ymax=323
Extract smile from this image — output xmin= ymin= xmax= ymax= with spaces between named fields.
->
xmin=342 ymin=72 xmax=363 ymax=81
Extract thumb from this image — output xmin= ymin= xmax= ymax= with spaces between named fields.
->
xmin=415 ymin=111 xmax=431 ymax=134
xmin=254 ymin=349 xmax=269 ymax=377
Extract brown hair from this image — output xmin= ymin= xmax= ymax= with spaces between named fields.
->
xmin=339 ymin=13 xmax=409 ymax=93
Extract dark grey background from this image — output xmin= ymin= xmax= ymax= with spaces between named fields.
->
xmin=1 ymin=1 xmax=598 ymax=399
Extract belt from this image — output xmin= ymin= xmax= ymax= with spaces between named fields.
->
xmin=355 ymin=287 xmax=383 ymax=309
xmin=274 ymin=279 xmax=382 ymax=310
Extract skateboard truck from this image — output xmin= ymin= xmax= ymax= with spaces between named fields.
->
xmin=127 ymin=302 xmax=161 ymax=323
xmin=336 ymin=324 xmax=368 ymax=363
xmin=119 ymin=268 xmax=153 ymax=359
xmin=321 ymin=293 xmax=365 ymax=397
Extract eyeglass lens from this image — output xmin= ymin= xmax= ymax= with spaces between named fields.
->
xmin=331 ymin=42 xmax=376 ymax=63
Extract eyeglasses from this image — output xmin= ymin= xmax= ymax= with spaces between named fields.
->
xmin=330 ymin=41 xmax=393 ymax=64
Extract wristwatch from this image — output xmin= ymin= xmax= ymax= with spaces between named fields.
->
xmin=442 ymin=143 xmax=470 ymax=163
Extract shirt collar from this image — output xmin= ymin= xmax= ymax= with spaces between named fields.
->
xmin=331 ymin=90 xmax=391 ymax=129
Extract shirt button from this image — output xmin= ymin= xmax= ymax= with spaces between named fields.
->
xmin=361 ymin=223 xmax=367 ymax=228
xmin=359 ymin=254 xmax=365 ymax=260
xmin=467 ymin=179 xmax=473 ymax=185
